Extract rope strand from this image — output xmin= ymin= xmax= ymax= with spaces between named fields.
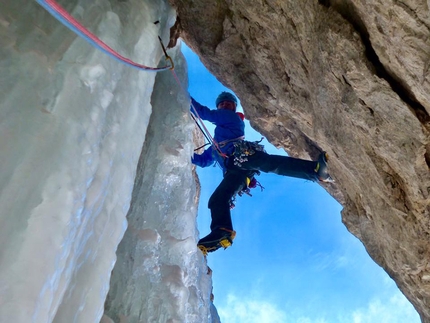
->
xmin=35 ymin=0 xmax=173 ymax=72
xmin=169 ymin=68 xmax=227 ymax=158
xmin=37 ymin=0 xmax=231 ymax=159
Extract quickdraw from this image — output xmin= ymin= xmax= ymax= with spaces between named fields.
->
xmin=229 ymin=170 xmax=264 ymax=209
xmin=157 ymin=36 xmax=175 ymax=70
xmin=226 ymin=139 xmax=266 ymax=209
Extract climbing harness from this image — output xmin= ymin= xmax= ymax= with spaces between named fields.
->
xmin=218 ymin=136 xmax=245 ymax=148
xmin=35 ymin=0 xmax=173 ymax=72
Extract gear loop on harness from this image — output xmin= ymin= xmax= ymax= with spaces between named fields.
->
xmin=228 ymin=170 xmax=264 ymax=209
xmin=231 ymin=140 xmax=266 ymax=168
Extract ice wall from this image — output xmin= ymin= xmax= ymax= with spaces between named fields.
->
xmin=102 ymin=45 xmax=218 ymax=323
xmin=0 ymin=0 xmax=210 ymax=322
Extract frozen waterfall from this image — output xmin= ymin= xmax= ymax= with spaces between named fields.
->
xmin=0 ymin=0 xmax=217 ymax=322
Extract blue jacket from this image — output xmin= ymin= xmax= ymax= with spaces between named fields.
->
xmin=190 ymin=97 xmax=245 ymax=171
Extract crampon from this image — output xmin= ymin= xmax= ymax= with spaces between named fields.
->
xmin=197 ymin=228 xmax=236 ymax=256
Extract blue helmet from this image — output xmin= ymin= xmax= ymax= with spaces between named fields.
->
xmin=215 ymin=92 xmax=237 ymax=107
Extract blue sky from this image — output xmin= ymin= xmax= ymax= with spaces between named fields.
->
xmin=182 ymin=44 xmax=420 ymax=323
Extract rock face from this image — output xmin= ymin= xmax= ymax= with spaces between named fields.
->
xmin=169 ymin=0 xmax=430 ymax=321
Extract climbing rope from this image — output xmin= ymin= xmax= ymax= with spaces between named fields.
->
xmin=168 ymin=65 xmax=227 ymax=158
xmin=36 ymin=0 xmax=227 ymax=157
xmin=35 ymin=0 xmax=173 ymax=72
xmin=189 ymin=114 xmax=212 ymax=151
xmin=190 ymin=103 xmax=227 ymax=158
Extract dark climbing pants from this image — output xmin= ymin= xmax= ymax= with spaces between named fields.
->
xmin=208 ymin=150 xmax=318 ymax=231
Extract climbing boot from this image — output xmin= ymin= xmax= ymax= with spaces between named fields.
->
xmin=314 ymin=152 xmax=334 ymax=183
xmin=197 ymin=228 xmax=236 ymax=255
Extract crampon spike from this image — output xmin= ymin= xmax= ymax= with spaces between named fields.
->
xmin=198 ymin=245 xmax=208 ymax=256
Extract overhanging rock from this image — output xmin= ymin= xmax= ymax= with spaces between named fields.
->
xmin=169 ymin=0 xmax=430 ymax=321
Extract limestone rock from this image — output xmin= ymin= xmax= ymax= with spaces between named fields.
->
xmin=169 ymin=0 xmax=430 ymax=321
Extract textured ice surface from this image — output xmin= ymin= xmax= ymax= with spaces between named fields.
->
xmin=103 ymin=43 xmax=219 ymax=323
xmin=0 ymin=0 xmax=215 ymax=322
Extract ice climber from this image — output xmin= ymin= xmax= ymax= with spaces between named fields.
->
xmin=191 ymin=92 xmax=333 ymax=255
